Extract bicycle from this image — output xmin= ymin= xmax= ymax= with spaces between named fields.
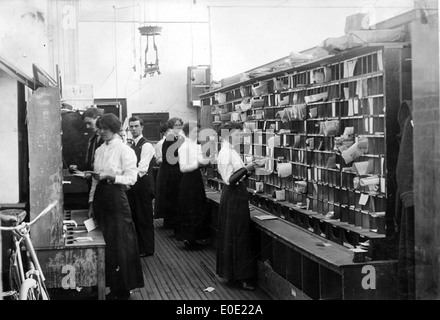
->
xmin=0 ymin=201 xmax=57 ymax=300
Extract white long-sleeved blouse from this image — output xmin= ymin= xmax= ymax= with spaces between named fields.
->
xmin=216 ymin=140 xmax=245 ymax=185
xmin=132 ymin=135 xmax=155 ymax=177
xmin=154 ymin=136 xmax=165 ymax=164
xmin=178 ymin=138 xmax=209 ymax=173
xmin=89 ymin=137 xmax=138 ymax=203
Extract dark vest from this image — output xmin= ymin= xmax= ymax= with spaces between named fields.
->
xmin=132 ymin=137 xmax=155 ymax=197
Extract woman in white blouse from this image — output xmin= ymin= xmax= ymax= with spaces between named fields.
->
xmin=89 ymin=113 xmax=144 ymax=300
xmin=176 ymin=121 xmax=211 ymax=248
xmin=216 ymin=122 xmax=258 ymax=291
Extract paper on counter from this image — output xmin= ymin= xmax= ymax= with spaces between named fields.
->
xmin=74 ymin=237 xmax=93 ymax=242
xmin=255 ymin=215 xmax=278 ymax=221
xmin=316 ymin=241 xmax=332 ymax=247
xmin=73 ymin=172 xmax=86 ymax=178
xmin=349 ymin=247 xmax=368 ymax=253
xmin=63 ymin=220 xmax=78 ymax=227
xmin=84 ymin=218 xmax=96 ymax=232
xmin=73 ymin=170 xmax=97 ymax=178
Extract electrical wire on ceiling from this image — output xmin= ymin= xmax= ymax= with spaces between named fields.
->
xmin=190 ymin=0 xmax=195 ymax=66
xmin=143 ymin=0 xmax=146 ymax=23
xmin=113 ymin=5 xmax=118 ymax=99
xmin=132 ymin=0 xmax=137 ymax=72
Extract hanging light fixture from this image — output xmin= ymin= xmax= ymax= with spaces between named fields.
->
xmin=138 ymin=25 xmax=162 ymax=77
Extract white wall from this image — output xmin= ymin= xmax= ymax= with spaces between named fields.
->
xmin=0 ymin=70 xmax=20 ymax=203
xmin=76 ymin=0 xmax=210 ymax=123
xmin=77 ymin=21 xmax=209 ymax=122
xmin=0 ymin=0 xmax=416 ymax=125
xmin=207 ymin=0 xmax=415 ymax=80
xmin=0 ymin=0 xmax=49 ymax=77
xmin=75 ymin=0 xmax=414 ymax=123
xmin=0 ymin=0 xmax=49 ymax=204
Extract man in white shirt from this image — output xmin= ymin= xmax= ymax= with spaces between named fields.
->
xmin=126 ymin=116 xmax=156 ymax=257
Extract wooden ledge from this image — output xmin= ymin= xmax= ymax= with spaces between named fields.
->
xmin=205 ymin=188 xmax=395 ymax=274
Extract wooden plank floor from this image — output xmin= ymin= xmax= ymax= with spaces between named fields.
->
xmin=128 ymin=219 xmax=271 ymax=300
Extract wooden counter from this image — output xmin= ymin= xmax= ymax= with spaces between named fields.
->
xmin=35 ymin=209 xmax=106 ymax=300
xmin=205 ymin=188 xmax=398 ymax=300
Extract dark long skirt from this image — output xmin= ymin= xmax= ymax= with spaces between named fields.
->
xmin=216 ymin=181 xmax=255 ymax=281
xmin=158 ymin=136 xmax=184 ymax=228
xmin=153 ymin=164 xmax=165 ymax=219
xmin=126 ymin=175 xmax=155 ymax=255
xmin=93 ymin=182 xmax=144 ymax=292
xmin=175 ymin=169 xmax=210 ymax=242
xmin=160 ymin=164 xmax=182 ymax=228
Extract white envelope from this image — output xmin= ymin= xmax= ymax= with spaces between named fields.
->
xmin=84 ymin=218 xmax=96 ymax=232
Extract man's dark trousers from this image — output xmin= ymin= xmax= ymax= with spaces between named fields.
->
xmin=127 ymin=174 xmax=155 ymax=255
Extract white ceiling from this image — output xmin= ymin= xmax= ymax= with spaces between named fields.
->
xmin=76 ymin=0 xmax=416 ymax=24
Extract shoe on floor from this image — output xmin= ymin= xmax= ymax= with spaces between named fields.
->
xmin=237 ymin=281 xmax=256 ymax=291
xmin=106 ymin=290 xmax=131 ymax=300
xmin=183 ymin=240 xmax=201 ymax=249
xmin=140 ymin=252 xmax=154 ymax=257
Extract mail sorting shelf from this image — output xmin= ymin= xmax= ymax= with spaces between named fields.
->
xmin=205 ymin=187 xmax=398 ymax=300
xmin=201 ymin=44 xmax=412 ymax=263
xmin=205 ymin=176 xmax=386 ymax=260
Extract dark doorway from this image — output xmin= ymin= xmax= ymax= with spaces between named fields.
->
xmin=94 ymin=98 xmax=127 ymax=122
xmin=132 ymin=112 xmax=169 ymax=143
